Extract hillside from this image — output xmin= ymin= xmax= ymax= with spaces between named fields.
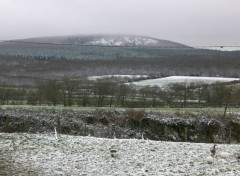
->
xmin=0 ymin=34 xmax=193 ymax=59
xmin=1 ymin=55 xmax=240 ymax=86
xmin=1 ymin=34 xmax=239 ymax=60
xmin=0 ymin=35 xmax=240 ymax=86
xmin=13 ymin=34 xmax=189 ymax=48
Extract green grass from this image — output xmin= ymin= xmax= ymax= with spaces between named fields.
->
xmin=1 ymin=104 xmax=240 ymax=115
xmin=145 ymin=107 xmax=240 ymax=114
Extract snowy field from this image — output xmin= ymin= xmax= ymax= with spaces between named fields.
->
xmin=131 ymin=76 xmax=239 ymax=87
xmin=1 ymin=133 xmax=240 ymax=175
xmin=88 ymin=75 xmax=147 ymax=81
xmin=196 ymin=47 xmax=240 ymax=51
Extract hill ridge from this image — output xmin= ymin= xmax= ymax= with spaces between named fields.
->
xmin=16 ymin=34 xmax=189 ymax=48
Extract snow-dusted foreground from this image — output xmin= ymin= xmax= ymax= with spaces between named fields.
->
xmin=0 ymin=133 xmax=240 ymax=176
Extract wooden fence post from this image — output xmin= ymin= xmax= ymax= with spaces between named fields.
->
xmin=238 ymin=124 xmax=240 ymax=143
xmin=164 ymin=125 xmax=168 ymax=140
xmin=228 ymin=127 xmax=232 ymax=144
xmin=184 ymin=127 xmax=188 ymax=142
xmin=84 ymin=124 xmax=87 ymax=136
xmin=4 ymin=116 xmax=10 ymax=132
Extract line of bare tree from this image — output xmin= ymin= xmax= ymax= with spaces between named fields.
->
xmin=1 ymin=78 xmax=240 ymax=110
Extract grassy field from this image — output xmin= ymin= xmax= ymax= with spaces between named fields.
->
xmin=1 ymin=105 xmax=240 ymax=116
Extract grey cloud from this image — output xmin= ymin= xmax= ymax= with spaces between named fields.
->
xmin=0 ymin=0 xmax=240 ymax=46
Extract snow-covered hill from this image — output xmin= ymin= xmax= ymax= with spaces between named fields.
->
xmin=17 ymin=34 xmax=189 ymax=48
xmin=1 ymin=133 xmax=240 ymax=175
xmin=131 ymin=76 xmax=239 ymax=87
xmin=2 ymin=35 xmax=240 ymax=60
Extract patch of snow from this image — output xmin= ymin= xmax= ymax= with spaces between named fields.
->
xmin=218 ymin=152 xmax=231 ymax=159
xmin=88 ymin=75 xmax=148 ymax=81
xmin=131 ymin=76 xmax=239 ymax=87
xmin=206 ymin=155 xmax=214 ymax=164
xmin=197 ymin=47 xmax=240 ymax=51
xmin=143 ymin=38 xmax=158 ymax=45
xmin=85 ymin=36 xmax=161 ymax=47
xmin=87 ymin=38 xmax=124 ymax=46
xmin=123 ymin=37 xmax=131 ymax=43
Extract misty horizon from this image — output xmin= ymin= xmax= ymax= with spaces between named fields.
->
xmin=1 ymin=0 xmax=240 ymax=46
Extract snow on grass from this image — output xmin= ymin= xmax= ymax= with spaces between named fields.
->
xmin=131 ymin=76 xmax=239 ymax=87
xmin=196 ymin=47 xmax=240 ymax=51
xmin=1 ymin=133 xmax=240 ymax=175
xmin=88 ymin=75 xmax=147 ymax=81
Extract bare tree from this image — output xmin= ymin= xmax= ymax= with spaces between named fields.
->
xmin=61 ymin=77 xmax=79 ymax=106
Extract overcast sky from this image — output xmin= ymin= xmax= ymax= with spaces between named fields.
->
xmin=0 ymin=0 xmax=240 ymax=46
